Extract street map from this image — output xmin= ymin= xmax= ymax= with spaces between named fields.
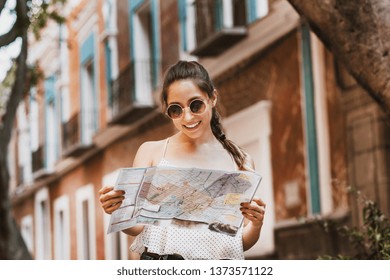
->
xmin=107 ymin=166 xmax=262 ymax=236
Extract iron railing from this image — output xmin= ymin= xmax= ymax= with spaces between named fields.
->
xmin=194 ymin=0 xmax=247 ymax=43
xmin=32 ymin=146 xmax=44 ymax=173
xmin=110 ymin=60 xmax=156 ymax=120
xmin=62 ymin=113 xmax=80 ymax=154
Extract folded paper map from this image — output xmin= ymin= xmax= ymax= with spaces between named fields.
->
xmin=107 ymin=166 xmax=262 ymax=236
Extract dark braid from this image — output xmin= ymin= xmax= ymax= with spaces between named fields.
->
xmin=210 ymin=108 xmax=246 ymax=170
xmin=161 ymin=60 xmax=248 ymax=170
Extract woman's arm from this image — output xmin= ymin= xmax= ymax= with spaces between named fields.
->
xmin=239 ymin=153 xmax=265 ymax=250
xmin=241 ymin=198 xmax=266 ymax=251
xmin=98 ymin=141 xmax=159 ymax=236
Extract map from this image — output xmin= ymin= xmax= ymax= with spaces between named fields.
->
xmin=107 ymin=166 xmax=262 ymax=236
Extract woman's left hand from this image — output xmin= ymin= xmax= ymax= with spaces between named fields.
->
xmin=240 ymin=198 xmax=266 ymax=228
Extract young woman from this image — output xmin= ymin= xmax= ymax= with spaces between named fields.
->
xmin=99 ymin=60 xmax=265 ymax=260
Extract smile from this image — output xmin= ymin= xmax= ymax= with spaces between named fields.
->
xmin=183 ymin=121 xmax=201 ymax=129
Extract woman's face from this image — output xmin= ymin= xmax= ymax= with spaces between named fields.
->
xmin=166 ymin=79 xmax=216 ymax=140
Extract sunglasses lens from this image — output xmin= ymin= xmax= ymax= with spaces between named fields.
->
xmin=167 ymin=105 xmax=183 ymax=119
xmin=190 ymin=100 xmax=206 ymax=114
xmin=166 ymin=99 xmax=206 ymax=119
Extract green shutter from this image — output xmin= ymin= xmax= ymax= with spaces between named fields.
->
xmin=301 ymin=24 xmax=321 ymax=214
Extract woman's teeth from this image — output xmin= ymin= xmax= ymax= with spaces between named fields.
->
xmin=184 ymin=121 xmax=200 ymax=129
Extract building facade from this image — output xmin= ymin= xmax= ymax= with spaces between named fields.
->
xmin=7 ymin=0 xmax=390 ymax=259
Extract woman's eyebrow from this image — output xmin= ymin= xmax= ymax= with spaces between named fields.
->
xmin=168 ymin=96 xmax=205 ymax=106
xmin=167 ymin=101 xmax=183 ymax=106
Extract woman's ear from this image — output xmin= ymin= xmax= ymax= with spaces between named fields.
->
xmin=212 ymin=90 xmax=218 ymax=107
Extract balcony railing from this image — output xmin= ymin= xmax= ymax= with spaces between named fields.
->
xmin=31 ymin=145 xmax=54 ymax=180
xmin=62 ymin=112 xmax=94 ymax=158
xmin=109 ymin=60 xmax=156 ymax=124
xmin=16 ymin=166 xmax=24 ymax=186
xmin=32 ymin=146 xmax=44 ymax=173
xmin=191 ymin=0 xmax=248 ymax=56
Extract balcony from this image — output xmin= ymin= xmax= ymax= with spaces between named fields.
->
xmin=62 ymin=112 xmax=94 ymax=158
xmin=191 ymin=0 xmax=248 ymax=57
xmin=32 ymin=146 xmax=44 ymax=173
xmin=109 ymin=60 xmax=156 ymax=125
xmin=31 ymin=146 xmax=53 ymax=180
xmin=16 ymin=166 xmax=24 ymax=187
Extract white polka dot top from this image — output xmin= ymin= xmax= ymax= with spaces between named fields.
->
xmin=129 ymin=138 xmax=245 ymax=259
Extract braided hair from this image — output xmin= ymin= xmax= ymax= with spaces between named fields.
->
xmin=161 ymin=60 xmax=248 ymax=170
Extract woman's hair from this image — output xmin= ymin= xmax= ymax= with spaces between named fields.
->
xmin=161 ymin=60 xmax=248 ymax=170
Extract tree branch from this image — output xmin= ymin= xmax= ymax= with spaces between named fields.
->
xmin=287 ymin=0 xmax=390 ymax=121
xmin=0 ymin=0 xmax=7 ymax=15
xmin=0 ymin=24 xmax=22 ymax=47
xmin=0 ymin=0 xmax=29 ymax=47
xmin=0 ymin=0 xmax=28 ymax=147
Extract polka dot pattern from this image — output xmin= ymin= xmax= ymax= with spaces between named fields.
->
xmin=130 ymin=224 xmax=244 ymax=260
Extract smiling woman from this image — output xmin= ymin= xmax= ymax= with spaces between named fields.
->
xmin=98 ymin=60 xmax=266 ymax=260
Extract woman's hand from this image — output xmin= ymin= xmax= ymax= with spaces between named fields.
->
xmin=98 ymin=186 xmax=125 ymax=214
xmin=240 ymin=198 xmax=266 ymax=228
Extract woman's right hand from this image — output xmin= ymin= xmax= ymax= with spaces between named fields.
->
xmin=98 ymin=186 xmax=125 ymax=214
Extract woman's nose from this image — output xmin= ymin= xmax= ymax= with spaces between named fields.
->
xmin=183 ymin=107 xmax=194 ymax=121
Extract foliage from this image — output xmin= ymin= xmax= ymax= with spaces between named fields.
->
xmin=27 ymin=63 xmax=44 ymax=87
xmin=320 ymin=198 xmax=390 ymax=260
xmin=27 ymin=0 xmax=66 ymax=39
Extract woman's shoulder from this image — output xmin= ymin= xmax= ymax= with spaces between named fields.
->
xmin=133 ymin=138 xmax=168 ymax=167
xmin=138 ymin=139 xmax=167 ymax=151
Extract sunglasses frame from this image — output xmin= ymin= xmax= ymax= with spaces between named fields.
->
xmin=165 ymin=98 xmax=208 ymax=119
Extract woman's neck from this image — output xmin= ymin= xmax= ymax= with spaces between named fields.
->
xmin=175 ymin=130 xmax=220 ymax=148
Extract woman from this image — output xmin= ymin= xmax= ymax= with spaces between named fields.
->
xmin=99 ymin=60 xmax=265 ymax=260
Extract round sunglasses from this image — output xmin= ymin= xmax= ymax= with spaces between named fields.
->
xmin=165 ymin=99 xmax=207 ymax=119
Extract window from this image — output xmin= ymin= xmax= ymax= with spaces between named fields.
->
xmin=102 ymin=0 xmax=119 ymax=113
xmin=178 ymin=0 xmax=196 ymax=56
xmin=130 ymin=0 xmax=159 ymax=105
xmin=30 ymin=88 xmax=45 ymax=175
xmin=34 ymin=187 xmax=52 ymax=259
xmin=191 ymin=0 xmax=269 ymax=56
xmin=17 ymin=101 xmax=33 ymax=185
xmin=81 ymin=59 xmax=97 ymax=144
xmin=44 ymin=76 xmax=59 ymax=171
xmin=59 ymin=24 xmax=70 ymax=124
xmin=103 ymin=215 xmax=129 ymax=259
xmin=80 ymin=33 xmax=98 ymax=145
xmin=54 ymin=195 xmax=70 ymax=259
xmin=30 ymin=88 xmax=39 ymax=153
xmin=246 ymin=0 xmax=269 ymax=23
xmin=102 ymin=170 xmax=129 ymax=259
xmin=76 ymin=184 xmax=96 ymax=259
xmin=21 ymin=215 xmax=34 ymax=255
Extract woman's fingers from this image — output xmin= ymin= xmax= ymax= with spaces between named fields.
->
xmin=240 ymin=197 xmax=266 ymax=227
xmin=104 ymin=199 xmax=123 ymax=214
xmin=98 ymin=185 xmax=114 ymax=195
xmin=98 ymin=186 xmax=125 ymax=214
xmin=101 ymin=195 xmax=124 ymax=209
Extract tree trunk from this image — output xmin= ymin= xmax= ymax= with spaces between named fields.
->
xmin=287 ymin=0 xmax=390 ymax=120
xmin=0 ymin=31 xmax=32 ymax=260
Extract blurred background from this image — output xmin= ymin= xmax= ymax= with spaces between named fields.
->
xmin=1 ymin=0 xmax=389 ymax=260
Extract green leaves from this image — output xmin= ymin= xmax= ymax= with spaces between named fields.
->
xmin=27 ymin=0 xmax=66 ymax=40
xmin=321 ymin=198 xmax=390 ymax=260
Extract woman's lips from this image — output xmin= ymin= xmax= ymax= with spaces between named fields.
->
xmin=183 ymin=121 xmax=201 ymax=129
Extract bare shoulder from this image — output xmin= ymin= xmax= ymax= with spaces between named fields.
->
xmin=133 ymin=139 xmax=167 ymax=167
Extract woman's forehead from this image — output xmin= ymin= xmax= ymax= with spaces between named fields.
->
xmin=166 ymin=79 xmax=207 ymax=103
